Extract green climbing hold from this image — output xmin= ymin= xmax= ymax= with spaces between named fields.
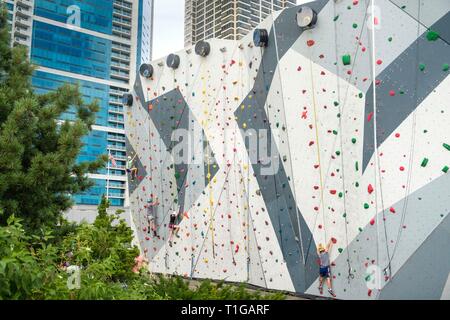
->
xmin=342 ymin=54 xmax=351 ymax=66
xmin=355 ymin=161 xmax=359 ymax=171
xmin=419 ymin=64 xmax=426 ymax=71
xmin=334 ymin=15 xmax=340 ymax=22
xmin=338 ymin=192 xmax=343 ymax=198
xmin=365 ymin=274 xmax=371 ymax=282
xmin=364 ymin=203 xmax=369 ymax=209
xmin=443 ymin=64 xmax=449 ymax=72
xmin=388 ymin=37 xmax=393 ymax=42
xmin=343 ymin=213 xmax=347 ymax=218
xmin=443 ymin=166 xmax=449 ymax=173
xmin=352 ymin=23 xmax=358 ymax=29
xmin=355 ymin=182 xmax=359 ymax=187
xmin=175 ymin=172 xmax=180 ymax=179
xmin=333 ymin=130 xmax=338 ymax=135
xmin=334 ymin=101 xmax=340 ymax=107
xmin=358 ymin=227 xmax=363 ymax=232
xmin=427 ymin=30 xmax=439 ymax=41
xmin=338 ymin=248 xmax=343 ymax=253
xmin=443 ymin=143 xmax=450 ymax=151
xmin=351 ymin=138 xmax=357 ymax=144
xmin=336 ymin=150 xmax=341 ymax=156
xmin=421 ymin=158 xmax=429 ymax=167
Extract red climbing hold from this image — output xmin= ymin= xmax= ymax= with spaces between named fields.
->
xmin=367 ymin=184 xmax=374 ymax=194
xmin=370 ymin=218 xmax=375 ymax=226
xmin=367 ymin=112 xmax=374 ymax=122
xmin=301 ymin=111 xmax=308 ymax=119
xmin=330 ymin=190 xmax=337 ymax=195
xmin=331 ymin=237 xmax=337 ymax=244
xmin=390 ymin=207 xmax=396 ymax=214
xmin=307 ymin=40 xmax=315 ymax=47
xmin=389 ymin=90 xmax=396 ymax=97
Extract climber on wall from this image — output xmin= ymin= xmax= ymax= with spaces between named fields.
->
xmin=317 ymin=239 xmax=337 ymax=298
xmin=168 ymin=211 xmax=181 ymax=246
xmin=126 ymin=154 xmax=138 ymax=181
xmin=146 ymin=196 xmax=159 ymax=237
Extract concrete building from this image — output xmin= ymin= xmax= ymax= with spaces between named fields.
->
xmin=184 ymin=0 xmax=296 ymax=46
xmin=3 ymin=0 xmax=154 ymax=217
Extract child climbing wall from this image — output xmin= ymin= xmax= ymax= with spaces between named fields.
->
xmin=125 ymin=0 xmax=450 ymax=299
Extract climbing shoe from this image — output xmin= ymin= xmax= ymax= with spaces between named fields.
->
xmin=328 ymin=289 xmax=336 ymax=298
xmin=318 ymin=286 xmax=323 ymax=295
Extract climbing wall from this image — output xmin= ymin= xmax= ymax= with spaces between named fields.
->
xmin=125 ymin=0 xmax=450 ymax=299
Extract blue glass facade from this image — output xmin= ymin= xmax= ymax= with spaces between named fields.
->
xmin=32 ymin=71 xmax=109 ymax=127
xmin=73 ymin=179 xmax=125 ymax=207
xmin=7 ymin=0 xmax=152 ymax=208
xmin=31 ymin=21 xmax=112 ymax=80
xmin=34 ymin=0 xmax=113 ymax=35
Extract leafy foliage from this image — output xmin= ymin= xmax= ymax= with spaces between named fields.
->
xmin=0 ymin=197 xmax=284 ymax=300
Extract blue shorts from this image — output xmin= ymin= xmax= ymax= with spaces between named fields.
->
xmin=319 ymin=266 xmax=330 ymax=278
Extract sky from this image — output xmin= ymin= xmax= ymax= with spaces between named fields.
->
xmin=152 ymin=0 xmax=302 ymax=60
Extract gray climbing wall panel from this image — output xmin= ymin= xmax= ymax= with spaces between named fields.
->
xmin=125 ymin=0 xmax=450 ymax=299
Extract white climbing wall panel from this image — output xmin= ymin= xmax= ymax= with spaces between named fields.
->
xmin=126 ymin=0 xmax=450 ymax=299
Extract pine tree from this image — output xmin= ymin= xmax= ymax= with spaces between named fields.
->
xmin=0 ymin=8 xmax=107 ymax=231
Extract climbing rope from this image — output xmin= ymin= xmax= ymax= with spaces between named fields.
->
xmin=380 ymin=0 xmax=423 ymax=285
xmin=332 ymin=0 xmax=354 ymax=282
xmin=303 ymin=0 xmax=371 ymax=267
xmin=271 ymin=12 xmax=307 ymax=266
xmin=258 ymin=47 xmax=286 ymax=257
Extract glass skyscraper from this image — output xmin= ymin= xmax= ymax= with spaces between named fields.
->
xmin=184 ymin=0 xmax=297 ymax=46
xmin=3 ymin=0 xmax=154 ymax=214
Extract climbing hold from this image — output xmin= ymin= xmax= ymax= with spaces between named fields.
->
xmin=351 ymin=138 xmax=357 ymax=144
xmin=364 ymin=203 xmax=369 ymax=209
xmin=443 ymin=64 xmax=449 ymax=72
xmin=443 ymin=166 xmax=449 ymax=173
xmin=342 ymin=54 xmax=351 ymax=66
xmin=307 ymin=39 xmax=315 ymax=47
xmin=367 ymin=184 xmax=374 ymax=194
xmin=421 ymin=158 xmax=429 ymax=167
xmin=389 ymin=207 xmax=396 ymax=214
xmin=338 ymin=248 xmax=343 ymax=253
xmin=444 ymin=143 xmax=450 ymax=151
xmin=426 ymin=30 xmax=439 ymax=41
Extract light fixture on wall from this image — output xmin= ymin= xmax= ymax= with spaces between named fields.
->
xmin=253 ymin=29 xmax=269 ymax=47
xmin=195 ymin=40 xmax=211 ymax=57
xmin=166 ymin=54 xmax=180 ymax=69
xmin=139 ymin=63 xmax=154 ymax=78
xmin=122 ymin=93 xmax=133 ymax=107
xmin=296 ymin=6 xmax=318 ymax=29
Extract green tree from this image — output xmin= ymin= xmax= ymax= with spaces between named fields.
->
xmin=0 ymin=8 xmax=106 ymax=230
